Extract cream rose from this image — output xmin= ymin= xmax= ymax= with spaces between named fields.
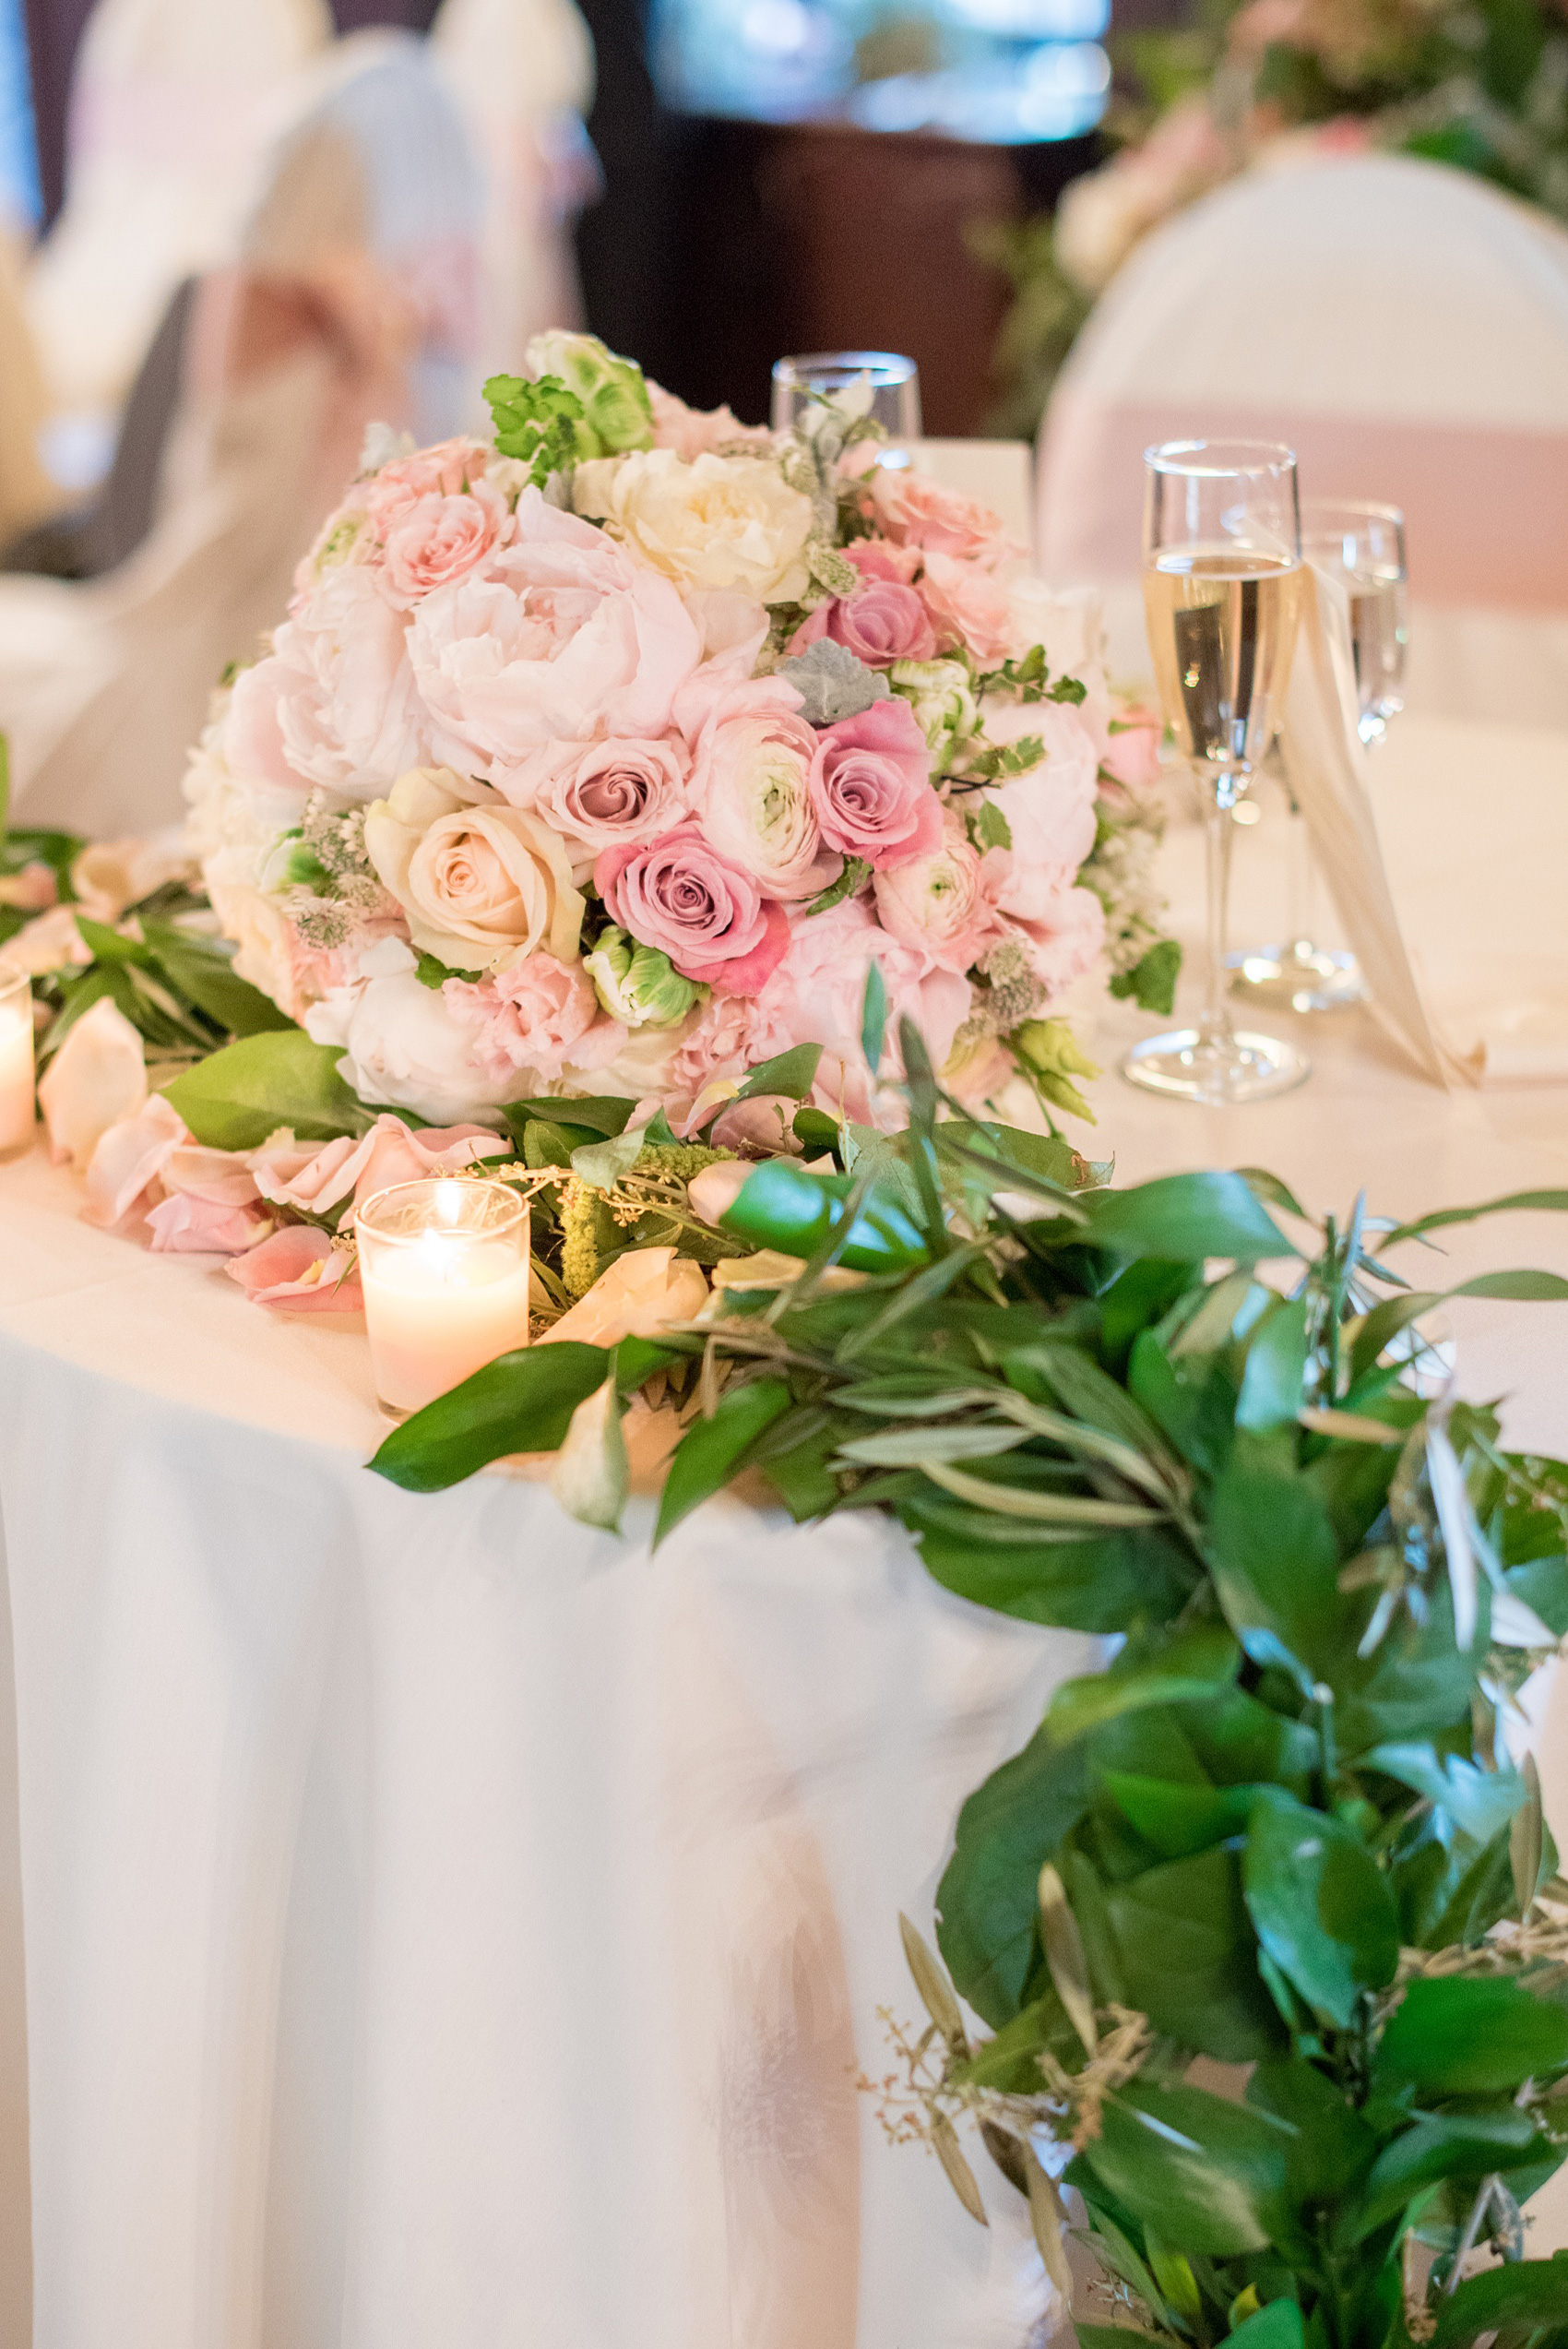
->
xmin=363 ymin=767 xmax=585 ymax=973
xmin=596 ymin=449 xmax=814 ymax=604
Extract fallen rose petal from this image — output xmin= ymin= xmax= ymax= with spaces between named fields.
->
xmin=160 ymin=1144 xmax=264 ymax=1208
xmin=543 ymin=1246 xmax=709 ymax=1348
xmin=225 ymin=1223 xmax=363 ymax=1313
xmin=38 ymin=996 xmax=148 ymax=1169
xmin=147 ymin=1193 xmax=273 ymax=1255
xmin=82 ymin=1093 xmax=188 ymax=1227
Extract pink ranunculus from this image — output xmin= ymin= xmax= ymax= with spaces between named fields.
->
xmin=378 ymin=483 xmax=516 ymax=609
xmin=808 ymin=697 xmax=943 ymax=872
xmin=81 ymin=1094 xmax=188 ymax=1228
xmin=688 ymin=677 xmax=825 ymax=899
xmin=647 ymin=382 xmax=774 ymax=460
xmin=597 ymin=823 xmax=790 ymax=993
xmin=408 ymin=489 xmax=703 ymax=772
xmin=270 ymin=566 xmax=434 ymax=799
xmin=1014 ymin=887 xmax=1107 ymax=996
xmin=147 ymin=1192 xmax=272 ymax=1254
xmin=225 ymin=1223 xmax=363 ymax=1314
xmin=918 ymin=550 xmax=1016 ymax=666
xmin=745 ymin=896 xmax=971 ymax=1128
xmin=823 ymin=578 xmax=938 ymax=668
xmin=843 ymin=537 xmax=923 ymax=586
xmin=524 ymin=735 xmax=691 ymax=870
xmin=870 ymin=469 xmax=1020 ymax=567
xmin=1100 ymin=703 xmax=1164 ymax=792
xmin=251 ymin=1113 xmax=508 ymax=1216
xmin=873 ymin=817 xmax=1002 ymax=975
xmin=365 ymin=435 xmax=493 ymax=537
xmin=445 ymin=955 xmax=626 ymax=1086
xmin=981 ymin=700 xmax=1102 ymax=923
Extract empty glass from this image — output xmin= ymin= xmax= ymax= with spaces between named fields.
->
xmin=770 ymin=351 xmax=921 ymax=451
xmin=1124 ymin=438 xmax=1312 ymax=1106
xmin=1230 ymin=499 xmax=1407 ymax=1013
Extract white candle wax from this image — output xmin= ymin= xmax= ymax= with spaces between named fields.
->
xmin=362 ymin=1229 xmax=531 ymax=1415
xmin=0 ymin=995 xmax=35 ymax=1155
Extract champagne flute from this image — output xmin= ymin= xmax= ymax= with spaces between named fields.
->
xmin=1124 ymin=439 xmax=1312 ymax=1105
xmin=1230 ymin=497 xmax=1407 ymax=1011
xmin=770 ymin=351 xmax=921 ymax=459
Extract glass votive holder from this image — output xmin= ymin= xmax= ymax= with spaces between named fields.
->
xmin=356 ymin=1174 xmax=531 ymax=1419
xmin=0 ymin=968 xmax=36 ymax=1160
xmin=770 ymin=350 xmax=921 ymax=454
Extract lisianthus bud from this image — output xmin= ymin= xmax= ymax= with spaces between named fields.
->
xmin=584 ymin=924 xmax=705 ymax=1028
xmin=524 ymin=332 xmax=655 ymax=458
xmin=888 ymin=657 xmax=979 ymax=766
xmin=1013 ymin=1018 xmax=1100 ymax=1123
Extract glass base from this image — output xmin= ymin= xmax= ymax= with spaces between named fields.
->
xmin=1122 ymin=1027 xmax=1312 ymax=1105
xmin=1228 ymin=943 xmax=1367 ymax=1014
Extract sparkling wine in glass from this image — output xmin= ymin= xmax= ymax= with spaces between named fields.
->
xmin=1124 ymin=440 xmax=1311 ymax=1105
xmin=770 ymin=351 xmax=921 ymax=458
xmin=1231 ymin=498 xmax=1406 ymax=1013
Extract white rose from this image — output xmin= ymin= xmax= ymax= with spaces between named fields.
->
xmin=599 ymin=450 xmax=814 ymax=604
xmin=363 ymin=767 xmax=584 ymax=974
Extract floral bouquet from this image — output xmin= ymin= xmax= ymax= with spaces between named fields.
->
xmin=186 ymin=332 xmax=1172 ymax=1142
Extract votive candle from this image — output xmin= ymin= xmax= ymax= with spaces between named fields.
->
xmin=0 ymin=970 xmax=36 ymax=1158
xmin=357 ymin=1175 xmax=531 ymax=1417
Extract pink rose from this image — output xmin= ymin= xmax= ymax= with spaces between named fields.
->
xmin=1100 ymin=703 xmax=1164 ymax=793
xmin=523 ymin=735 xmax=690 ymax=870
xmin=870 ymin=470 xmax=1019 ymax=566
xmin=809 ymin=697 xmax=943 ymax=871
xmin=873 ymin=817 xmax=1001 ymax=974
xmin=844 ymin=538 xmax=922 ymax=586
xmin=748 ymin=898 xmax=971 ymax=1127
xmin=980 ymin=701 xmax=1100 ymax=924
xmin=596 ymin=823 xmax=790 ymax=993
xmin=225 ymin=1224 xmax=363 ymax=1314
xmin=251 ymin=1113 xmax=508 ymax=1217
xmin=918 ymin=551 xmax=1016 ymax=666
xmin=409 ymin=489 xmax=703 ymax=773
xmin=1013 ymin=887 xmax=1107 ymax=996
xmin=378 ymin=484 xmax=515 ymax=609
xmin=647 ymin=382 xmax=773 ymax=460
xmin=688 ymin=678 xmax=824 ymax=898
xmin=270 ymin=566 xmax=434 ymax=799
xmin=790 ymin=580 xmax=937 ymax=669
xmin=366 ymin=436 xmax=493 ymax=536
xmin=445 ymin=956 xmax=626 ymax=1086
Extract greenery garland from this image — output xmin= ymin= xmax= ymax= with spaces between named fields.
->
xmin=374 ymin=1008 xmax=1568 ymax=2347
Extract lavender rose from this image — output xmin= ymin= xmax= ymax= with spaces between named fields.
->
xmin=808 ymin=696 xmax=944 ymax=872
xmin=595 ymin=823 xmax=789 ymax=995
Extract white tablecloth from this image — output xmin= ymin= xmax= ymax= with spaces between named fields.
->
xmin=0 ymin=713 xmax=1566 ymax=2347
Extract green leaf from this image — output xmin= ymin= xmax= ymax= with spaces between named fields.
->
xmin=861 ymin=960 xmax=886 ymax=1074
xmin=1108 ymin=936 xmax=1182 ymax=1016
xmin=1047 ymin=1620 xmax=1239 ymax=1747
xmin=1075 ymin=2083 xmax=1290 ymax=2254
xmin=162 ymin=1031 xmax=376 ymax=1149
xmin=1080 ymin=1172 xmax=1289 ymax=1264
xmin=905 ymin=1511 xmax=1200 ymax=1635
xmin=1364 ymin=1743 xmax=1526 ymax=1846
xmin=1382 ymin=1187 xmax=1568 ymax=1249
xmin=653 ymin=1378 xmax=792 ymax=1547
xmin=966 ymin=798 xmax=1013 ymax=853
xmin=720 ymin=1159 xmax=926 ymax=1274
xmin=731 ymin=1042 xmax=823 ymax=1104
xmin=569 ymin=1125 xmax=647 ymax=1188
xmin=501 ymin=1095 xmax=635 ymax=1145
xmin=1429 ymin=2253 xmax=1568 ymax=2346
xmin=1208 ymin=1467 xmax=1344 ymax=1691
xmin=1375 ymin=1975 xmax=1568 ymax=2098
xmin=1226 ymin=2299 xmax=1306 ymax=2349
xmin=1101 ymin=1771 xmax=1256 ymax=1859
xmin=837 ymin=1425 xmax=1029 ymax=1468
xmin=1236 ymin=1298 xmax=1309 ymax=1433
xmin=1248 ymin=2057 xmax=1379 ymax=2203
xmin=1106 ymin=1845 xmax=1285 ymax=2059
xmin=370 ymin=1343 xmax=611 ymax=1491
xmin=803 ymin=855 xmax=871 ymax=915
xmin=1350 ymin=2108 xmax=1550 ymax=2236
xmin=937 ymin=1727 xmax=1094 ymax=2024
xmin=1242 ymin=1789 xmax=1401 ymax=2028
xmin=139 ymin=921 xmax=298 ymax=1037
xmin=917 ymin=1461 xmax=1162 ymax=1524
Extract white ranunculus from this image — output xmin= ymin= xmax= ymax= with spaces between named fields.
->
xmin=598 ymin=449 xmax=814 ymax=605
xmin=363 ymin=767 xmax=584 ymax=974
xmin=689 ymin=680 xmax=825 ymax=898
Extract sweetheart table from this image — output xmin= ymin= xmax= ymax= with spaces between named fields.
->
xmin=0 ymin=713 xmax=1565 ymax=2349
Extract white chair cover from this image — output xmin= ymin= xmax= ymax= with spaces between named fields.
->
xmin=1 ymin=36 xmax=484 ymax=836
xmin=431 ymin=0 xmax=597 ymax=418
xmin=0 ymin=224 xmax=56 ymax=548
xmin=1037 ymin=155 xmax=1568 ymax=722
xmin=23 ymin=0 xmax=330 ymax=430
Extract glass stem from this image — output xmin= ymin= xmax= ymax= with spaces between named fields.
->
xmin=1287 ymin=797 xmax=1314 ymax=960
xmin=1200 ymin=770 xmax=1240 ymax=1050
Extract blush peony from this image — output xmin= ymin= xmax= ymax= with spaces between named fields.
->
xmin=377 ymin=483 xmax=515 ymax=608
xmin=591 ymin=449 xmax=814 ymax=604
xmin=445 ymin=954 xmax=626 ymax=1087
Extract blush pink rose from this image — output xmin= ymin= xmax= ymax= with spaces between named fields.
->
xmin=844 ymin=537 xmax=922 ymax=586
xmin=225 ymin=1224 xmax=363 ymax=1314
xmin=409 ymin=489 xmax=703 ymax=771
xmin=790 ymin=580 xmax=937 ymax=668
xmin=270 ymin=566 xmax=434 ymax=799
xmin=366 ymin=435 xmax=493 ymax=536
xmin=873 ymin=817 xmax=1002 ymax=974
xmin=523 ymin=735 xmax=690 ymax=868
xmin=445 ymin=955 xmax=626 ymax=1086
xmin=870 ymin=470 xmax=1020 ymax=566
xmin=1100 ymin=703 xmax=1164 ymax=792
xmin=918 ymin=551 xmax=1016 ymax=666
xmin=596 ymin=823 xmax=790 ymax=993
xmin=378 ymin=484 xmax=515 ymax=609
xmin=808 ymin=697 xmax=943 ymax=871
